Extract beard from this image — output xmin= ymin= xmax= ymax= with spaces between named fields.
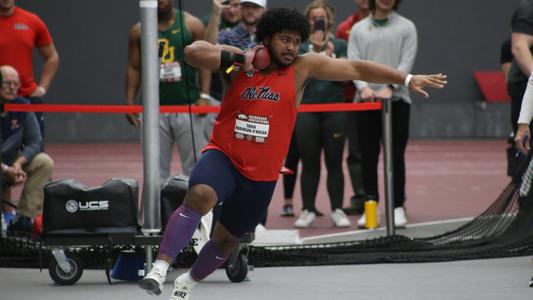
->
xmin=266 ymin=45 xmax=295 ymax=67
xmin=242 ymin=16 xmax=259 ymax=27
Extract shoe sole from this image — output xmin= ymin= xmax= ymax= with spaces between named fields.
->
xmin=294 ymin=222 xmax=314 ymax=228
xmin=138 ymin=278 xmax=162 ymax=296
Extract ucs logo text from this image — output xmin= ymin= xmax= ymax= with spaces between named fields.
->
xmin=65 ymin=200 xmax=110 ymax=213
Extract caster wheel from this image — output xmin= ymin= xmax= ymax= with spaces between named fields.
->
xmin=225 ymin=249 xmax=248 ymax=283
xmin=48 ymin=252 xmax=84 ymax=285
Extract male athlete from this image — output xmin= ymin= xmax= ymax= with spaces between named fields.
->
xmin=138 ymin=8 xmax=446 ymax=300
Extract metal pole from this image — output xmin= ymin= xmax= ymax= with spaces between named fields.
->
xmin=381 ymin=98 xmax=395 ymax=236
xmin=139 ymin=0 xmax=160 ymax=271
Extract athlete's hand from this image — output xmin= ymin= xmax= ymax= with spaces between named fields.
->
xmin=243 ymin=45 xmax=264 ymax=73
xmin=409 ymin=73 xmax=447 ymax=98
xmin=515 ymin=124 xmax=530 ymax=155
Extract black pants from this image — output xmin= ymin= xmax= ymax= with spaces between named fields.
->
xmin=295 ymin=112 xmax=346 ymax=211
xmin=283 ymin=131 xmax=299 ymax=199
xmin=345 ymin=111 xmax=365 ymax=199
xmin=356 ymin=100 xmax=410 ymax=207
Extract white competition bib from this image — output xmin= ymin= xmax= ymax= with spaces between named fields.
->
xmin=160 ymin=61 xmax=182 ymax=82
xmin=234 ymin=114 xmax=270 ymax=143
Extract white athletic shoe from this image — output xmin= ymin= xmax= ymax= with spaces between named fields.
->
xmin=331 ymin=209 xmax=351 ymax=227
xmin=255 ymin=223 xmax=267 ymax=232
xmin=394 ymin=207 xmax=407 ymax=228
xmin=171 ymin=273 xmax=195 ymax=300
xmin=138 ymin=266 xmax=166 ymax=296
xmin=357 ymin=210 xmax=381 ymax=228
xmin=294 ymin=210 xmax=316 ymax=228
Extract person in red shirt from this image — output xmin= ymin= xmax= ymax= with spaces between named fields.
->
xmin=336 ymin=0 xmax=370 ymax=41
xmin=138 ymin=8 xmax=446 ymax=300
xmin=0 ymin=0 xmax=60 ymax=138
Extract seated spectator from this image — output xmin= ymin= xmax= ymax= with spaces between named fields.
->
xmin=0 ymin=65 xmax=54 ymax=235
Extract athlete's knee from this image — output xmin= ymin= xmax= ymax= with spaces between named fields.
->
xmin=184 ymin=184 xmax=217 ymax=214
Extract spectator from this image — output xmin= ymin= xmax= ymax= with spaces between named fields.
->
xmin=348 ymin=0 xmax=417 ymax=228
xmin=203 ymin=0 xmax=241 ymax=101
xmin=215 ymin=0 xmax=266 ymax=50
xmin=125 ymin=0 xmax=212 ymax=181
xmin=0 ymin=65 xmax=54 ymax=236
xmin=512 ymin=1 xmax=533 ymax=155
xmin=0 ymin=0 xmax=60 ymax=140
xmin=293 ymin=0 xmax=351 ymax=228
xmin=336 ymin=0 xmax=370 ymax=41
xmin=336 ymin=0 xmax=370 ymax=216
xmin=509 ymin=0 xmax=533 ymax=138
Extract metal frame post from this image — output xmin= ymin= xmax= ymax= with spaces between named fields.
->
xmin=381 ymin=98 xmax=395 ymax=236
xmin=139 ymin=0 xmax=161 ymax=271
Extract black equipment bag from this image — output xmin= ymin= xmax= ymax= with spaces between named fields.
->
xmin=43 ymin=178 xmax=140 ymax=235
xmin=160 ymin=175 xmax=189 ymax=228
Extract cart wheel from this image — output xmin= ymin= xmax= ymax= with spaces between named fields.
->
xmin=225 ymin=249 xmax=248 ymax=283
xmin=48 ymin=252 xmax=84 ymax=285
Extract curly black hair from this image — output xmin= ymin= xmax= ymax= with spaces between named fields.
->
xmin=256 ymin=8 xmax=310 ymax=43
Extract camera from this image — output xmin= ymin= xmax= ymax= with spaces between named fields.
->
xmin=313 ymin=19 xmax=326 ymax=32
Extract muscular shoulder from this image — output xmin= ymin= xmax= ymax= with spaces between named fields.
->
xmin=184 ymin=11 xmax=205 ymax=40
xmin=129 ymin=23 xmax=141 ymax=40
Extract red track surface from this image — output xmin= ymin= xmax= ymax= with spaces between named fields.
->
xmin=23 ymin=140 xmax=508 ymax=238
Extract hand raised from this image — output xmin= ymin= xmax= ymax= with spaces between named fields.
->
xmin=409 ymin=73 xmax=447 ymax=98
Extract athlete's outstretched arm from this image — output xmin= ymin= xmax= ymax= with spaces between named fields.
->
xmin=184 ymin=40 xmax=244 ymax=72
xmin=300 ymin=53 xmax=447 ymax=98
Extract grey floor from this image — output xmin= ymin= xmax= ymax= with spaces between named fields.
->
xmin=0 ymin=256 xmax=532 ymax=300
xmin=2 ymin=220 xmax=532 ymax=300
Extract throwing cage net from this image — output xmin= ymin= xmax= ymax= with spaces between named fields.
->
xmin=249 ymin=154 xmax=533 ymax=267
xmin=2 ymin=155 xmax=533 ymax=269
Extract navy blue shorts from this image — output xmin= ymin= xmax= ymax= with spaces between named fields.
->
xmin=189 ymin=149 xmax=276 ymax=238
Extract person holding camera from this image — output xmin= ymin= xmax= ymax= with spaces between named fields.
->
xmin=293 ymin=0 xmax=351 ymax=228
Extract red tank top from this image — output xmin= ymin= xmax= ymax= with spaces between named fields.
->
xmin=205 ymin=66 xmax=297 ymax=181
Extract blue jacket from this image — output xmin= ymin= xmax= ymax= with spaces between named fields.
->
xmin=218 ymin=23 xmax=256 ymax=50
xmin=1 ymin=97 xmax=42 ymax=165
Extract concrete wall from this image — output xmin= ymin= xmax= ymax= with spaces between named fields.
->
xmin=18 ymin=0 xmax=519 ymax=141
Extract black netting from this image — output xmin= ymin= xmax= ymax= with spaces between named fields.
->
xmin=2 ymin=155 xmax=533 ymax=269
xmin=248 ymin=154 xmax=533 ymax=267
